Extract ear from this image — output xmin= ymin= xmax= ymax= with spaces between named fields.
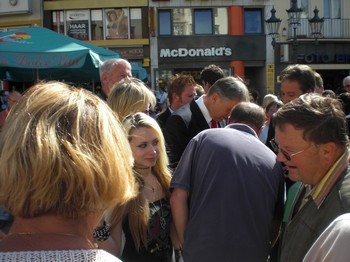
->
xmin=101 ymin=72 xmax=109 ymax=86
xmin=320 ymin=142 xmax=337 ymax=163
xmin=210 ymin=92 xmax=220 ymax=103
xmin=172 ymin=93 xmax=180 ymax=102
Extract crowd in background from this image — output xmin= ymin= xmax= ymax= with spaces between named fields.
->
xmin=1 ymin=59 xmax=350 ymax=262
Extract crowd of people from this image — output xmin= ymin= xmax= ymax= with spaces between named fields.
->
xmin=1 ymin=58 xmax=350 ymax=262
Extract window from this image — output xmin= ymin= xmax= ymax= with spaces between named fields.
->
xmin=158 ymin=8 xmax=228 ymax=36
xmin=91 ymin=10 xmax=103 ymax=40
xmin=214 ymin=8 xmax=228 ymax=35
xmin=159 ymin=10 xmax=171 ymax=35
xmin=130 ymin=8 xmax=142 ymax=39
xmin=194 ymin=9 xmax=213 ymax=35
xmin=323 ymin=0 xmax=340 ymax=18
xmin=105 ymin=8 xmax=129 ymax=39
xmin=298 ymin=0 xmax=309 ymax=18
xmin=52 ymin=11 xmax=64 ymax=34
xmin=173 ymin=8 xmax=192 ymax=35
xmin=66 ymin=10 xmax=90 ymax=40
xmin=244 ymin=9 xmax=262 ymax=34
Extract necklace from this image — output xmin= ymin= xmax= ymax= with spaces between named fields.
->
xmin=5 ymin=232 xmax=98 ymax=249
xmin=150 ymin=200 xmax=166 ymax=230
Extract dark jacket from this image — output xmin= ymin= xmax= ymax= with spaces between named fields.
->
xmin=165 ymin=100 xmax=209 ymax=169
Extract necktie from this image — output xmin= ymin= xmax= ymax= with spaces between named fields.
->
xmin=211 ymin=120 xmax=218 ymax=128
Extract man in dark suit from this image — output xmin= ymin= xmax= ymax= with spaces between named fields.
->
xmin=165 ymin=76 xmax=249 ymax=169
xmin=157 ymin=74 xmax=197 ymax=131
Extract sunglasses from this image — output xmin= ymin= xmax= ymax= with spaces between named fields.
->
xmin=270 ymin=139 xmax=312 ymax=161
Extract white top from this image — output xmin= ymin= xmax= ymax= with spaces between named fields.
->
xmin=0 ymin=249 xmax=121 ymax=262
xmin=303 ymin=213 xmax=350 ymax=262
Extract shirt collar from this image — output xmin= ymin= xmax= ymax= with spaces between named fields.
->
xmin=225 ymin=123 xmax=258 ymax=138
xmin=311 ymin=148 xmax=350 ymax=207
xmin=195 ymin=95 xmax=211 ymax=125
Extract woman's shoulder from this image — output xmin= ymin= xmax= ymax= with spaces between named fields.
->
xmin=0 ymin=249 xmax=121 ymax=262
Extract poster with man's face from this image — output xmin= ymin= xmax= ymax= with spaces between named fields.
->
xmin=105 ymin=8 xmax=129 ymax=39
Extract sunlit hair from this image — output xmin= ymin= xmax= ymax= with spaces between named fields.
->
xmin=0 ymin=81 xmax=137 ymax=219
xmin=273 ymin=93 xmax=349 ymax=149
xmin=168 ymin=74 xmax=196 ymax=104
xmin=207 ymin=76 xmax=250 ymax=102
xmin=99 ymin=58 xmax=131 ymax=80
xmin=107 ymin=112 xmax=171 ymax=251
xmin=107 ymin=78 xmax=156 ymax=121
xmin=280 ymin=64 xmax=316 ymax=93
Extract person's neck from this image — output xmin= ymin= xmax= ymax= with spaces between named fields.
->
xmin=134 ymin=166 xmax=152 ymax=177
xmin=10 ymin=214 xmax=98 ymax=237
xmin=1 ymin=214 xmax=100 ymax=251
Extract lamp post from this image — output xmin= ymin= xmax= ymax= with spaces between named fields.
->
xmin=309 ymin=7 xmax=324 ymax=44
xmin=265 ymin=7 xmax=281 ymax=49
xmin=286 ymin=0 xmax=303 ymax=62
xmin=265 ymin=1 xmax=324 ymax=63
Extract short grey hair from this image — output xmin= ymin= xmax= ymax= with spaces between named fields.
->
xmin=343 ymin=76 xmax=350 ymax=87
xmin=207 ymin=76 xmax=250 ymax=102
xmin=99 ymin=58 xmax=131 ymax=78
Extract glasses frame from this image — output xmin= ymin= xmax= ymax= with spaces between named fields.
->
xmin=270 ymin=139 xmax=311 ymax=161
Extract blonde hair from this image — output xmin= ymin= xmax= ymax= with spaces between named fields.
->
xmin=107 ymin=78 xmax=156 ymax=121
xmin=0 ymin=81 xmax=137 ymax=219
xmin=108 ymin=112 xmax=171 ymax=251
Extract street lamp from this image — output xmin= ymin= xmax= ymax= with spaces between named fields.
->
xmin=309 ymin=7 xmax=324 ymax=44
xmin=265 ymin=7 xmax=281 ymax=48
xmin=265 ymin=1 xmax=324 ymax=62
xmin=286 ymin=0 xmax=303 ymax=48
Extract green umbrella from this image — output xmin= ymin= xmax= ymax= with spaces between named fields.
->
xmin=0 ymin=26 xmax=120 ymax=83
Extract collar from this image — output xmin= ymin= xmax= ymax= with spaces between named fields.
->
xmin=311 ymin=148 xmax=350 ymax=207
xmin=195 ymin=95 xmax=211 ymax=125
xmin=225 ymin=123 xmax=258 ymax=138
xmin=168 ymin=106 xmax=174 ymax=114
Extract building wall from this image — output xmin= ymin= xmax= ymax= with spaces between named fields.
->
xmin=150 ymin=0 xmax=270 ymax=100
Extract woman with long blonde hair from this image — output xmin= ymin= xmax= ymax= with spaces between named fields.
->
xmin=98 ymin=112 xmax=175 ymax=261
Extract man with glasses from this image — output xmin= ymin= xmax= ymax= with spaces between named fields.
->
xmin=273 ymin=94 xmax=350 ymax=262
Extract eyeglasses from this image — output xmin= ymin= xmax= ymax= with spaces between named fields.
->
xmin=270 ymin=139 xmax=312 ymax=161
xmin=344 ymin=84 xmax=350 ymax=88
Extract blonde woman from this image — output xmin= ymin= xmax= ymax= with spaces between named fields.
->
xmin=100 ymin=113 xmax=175 ymax=261
xmin=0 ymin=82 xmax=137 ymax=261
xmin=107 ymin=78 xmax=156 ymax=121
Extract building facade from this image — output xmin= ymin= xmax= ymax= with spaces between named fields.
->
xmin=271 ymin=0 xmax=350 ymax=94
xmin=150 ymin=0 xmax=270 ymax=100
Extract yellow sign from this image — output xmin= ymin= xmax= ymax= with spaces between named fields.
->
xmin=266 ymin=64 xmax=275 ymax=94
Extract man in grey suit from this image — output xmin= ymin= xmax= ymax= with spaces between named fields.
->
xmin=165 ymin=76 xmax=249 ymax=169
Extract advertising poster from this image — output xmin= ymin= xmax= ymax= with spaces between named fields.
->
xmin=66 ymin=10 xmax=89 ymax=40
xmin=105 ymin=8 xmax=129 ymax=39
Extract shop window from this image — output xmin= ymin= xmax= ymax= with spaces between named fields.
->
xmin=244 ymin=9 xmax=262 ymax=34
xmin=66 ymin=10 xmax=90 ymax=40
xmin=130 ymin=8 xmax=142 ymax=39
xmin=52 ymin=11 xmax=64 ymax=34
xmin=105 ymin=8 xmax=129 ymax=39
xmin=194 ymin=9 xmax=213 ymax=35
xmin=91 ymin=10 xmax=103 ymax=40
xmin=214 ymin=8 xmax=228 ymax=35
xmin=159 ymin=10 xmax=172 ymax=35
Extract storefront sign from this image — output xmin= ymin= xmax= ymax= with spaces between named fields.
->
xmin=158 ymin=35 xmax=265 ymax=63
xmin=160 ymin=47 xmax=232 ymax=58
xmin=298 ymin=53 xmax=350 ymax=64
